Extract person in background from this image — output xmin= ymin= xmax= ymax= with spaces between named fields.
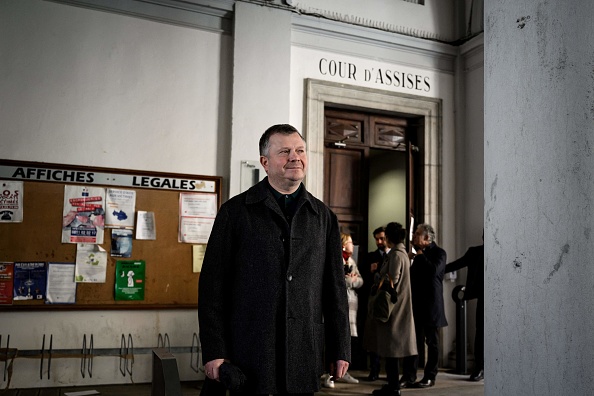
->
xmin=323 ymin=232 xmax=363 ymax=388
xmin=401 ymin=223 xmax=447 ymax=389
xmin=445 ymin=231 xmax=484 ymax=381
xmin=341 ymin=233 xmax=363 ymax=384
xmin=198 ymin=124 xmax=350 ymax=395
xmin=363 ymin=222 xmax=417 ymax=396
xmin=359 ymin=226 xmax=390 ymax=381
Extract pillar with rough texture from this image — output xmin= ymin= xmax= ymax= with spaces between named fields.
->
xmin=485 ymin=1 xmax=594 ymax=395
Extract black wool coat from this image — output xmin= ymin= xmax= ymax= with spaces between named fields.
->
xmin=198 ymin=178 xmax=351 ymax=394
xmin=409 ymin=242 xmax=448 ymax=328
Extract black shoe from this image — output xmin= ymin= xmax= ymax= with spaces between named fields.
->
xmin=366 ymin=371 xmax=379 ymax=381
xmin=398 ymin=377 xmax=416 ymax=388
xmin=469 ymin=369 xmax=484 ymax=381
xmin=371 ymin=385 xmax=401 ymax=396
xmin=414 ymin=378 xmax=435 ymax=388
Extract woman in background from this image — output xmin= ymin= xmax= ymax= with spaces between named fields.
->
xmin=322 ymin=233 xmax=363 ymax=388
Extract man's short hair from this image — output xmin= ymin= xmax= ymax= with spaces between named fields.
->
xmin=372 ymin=226 xmax=386 ymax=237
xmin=417 ymin=223 xmax=436 ymax=243
xmin=259 ymin=124 xmax=305 ymax=157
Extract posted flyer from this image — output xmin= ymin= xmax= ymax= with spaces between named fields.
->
xmin=136 ymin=211 xmax=156 ymax=240
xmin=0 ymin=180 xmax=23 ymax=222
xmin=178 ymin=193 xmax=217 ymax=243
xmin=13 ymin=262 xmax=47 ymax=301
xmin=111 ymin=229 xmax=133 ymax=257
xmin=115 ymin=260 xmax=145 ymax=301
xmin=46 ymin=262 xmax=77 ymax=304
xmin=105 ymin=188 xmax=136 ymax=228
xmin=75 ymin=244 xmax=108 ymax=283
xmin=0 ymin=262 xmax=14 ymax=305
xmin=62 ymin=185 xmax=106 ymax=244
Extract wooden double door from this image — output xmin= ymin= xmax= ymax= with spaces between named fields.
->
xmin=323 ymin=107 xmax=423 ymax=257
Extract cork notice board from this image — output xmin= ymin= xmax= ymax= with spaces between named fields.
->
xmin=0 ymin=160 xmax=221 ymax=310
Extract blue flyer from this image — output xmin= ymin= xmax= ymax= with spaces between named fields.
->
xmin=13 ymin=261 xmax=47 ymax=301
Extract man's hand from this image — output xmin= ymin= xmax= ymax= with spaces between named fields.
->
xmin=370 ymin=262 xmax=378 ymax=273
xmin=204 ymin=358 xmax=225 ymax=381
xmin=330 ymin=360 xmax=349 ymax=379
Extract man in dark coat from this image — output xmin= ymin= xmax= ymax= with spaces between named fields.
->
xmin=401 ymin=223 xmax=447 ymax=389
xmin=445 ymin=234 xmax=484 ymax=381
xmin=198 ymin=124 xmax=351 ymax=395
xmin=358 ymin=226 xmax=389 ymax=380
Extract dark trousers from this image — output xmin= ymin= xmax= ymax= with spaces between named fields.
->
xmin=385 ymin=357 xmax=401 ymax=390
xmin=369 ymin=351 xmax=381 ymax=374
xmin=474 ymin=298 xmax=484 ymax=371
xmin=402 ymin=324 xmax=439 ymax=381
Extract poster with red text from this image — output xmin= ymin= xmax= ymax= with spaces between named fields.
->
xmin=62 ymin=185 xmax=105 ymax=244
xmin=0 ymin=262 xmax=14 ymax=305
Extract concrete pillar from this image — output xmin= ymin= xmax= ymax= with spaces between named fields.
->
xmin=485 ymin=1 xmax=594 ymax=395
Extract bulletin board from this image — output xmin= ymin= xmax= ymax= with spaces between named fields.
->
xmin=0 ymin=160 xmax=221 ymax=310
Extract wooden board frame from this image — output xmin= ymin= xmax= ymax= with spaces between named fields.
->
xmin=0 ymin=159 xmax=221 ymax=311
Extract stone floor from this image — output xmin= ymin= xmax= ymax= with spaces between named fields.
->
xmin=2 ymin=370 xmax=484 ymax=396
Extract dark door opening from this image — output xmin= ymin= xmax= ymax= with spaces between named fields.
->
xmin=323 ymin=107 xmax=423 ymax=258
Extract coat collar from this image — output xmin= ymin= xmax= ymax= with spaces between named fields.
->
xmin=395 ymin=243 xmax=407 ymax=253
xmin=245 ymin=177 xmax=319 ymax=215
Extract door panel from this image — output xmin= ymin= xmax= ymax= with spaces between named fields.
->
xmin=323 ymin=147 xmax=366 ymax=244
xmin=324 ymin=148 xmax=362 ymax=214
xmin=370 ymin=116 xmax=407 ymax=150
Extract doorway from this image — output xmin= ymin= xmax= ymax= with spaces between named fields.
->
xmin=322 ymin=107 xmax=421 ymax=257
xmin=303 ymin=78 xmax=442 ymax=239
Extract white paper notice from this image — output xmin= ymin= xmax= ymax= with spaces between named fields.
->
xmin=75 ymin=244 xmax=108 ymax=283
xmin=180 ymin=193 xmax=217 ymax=217
xmin=105 ymin=188 xmax=136 ymax=228
xmin=46 ymin=262 xmax=77 ymax=304
xmin=179 ymin=218 xmax=214 ymax=244
xmin=136 ymin=211 xmax=156 ymax=240
xmin=193 ymin=245 xmax=207 ymax=273
xmin=179 ymin=193 xmax=217 ymax=244
xmin=0 ymin=180 xmax=24 ymax=222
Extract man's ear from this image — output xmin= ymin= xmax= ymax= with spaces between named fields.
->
xmin=260 ymin=156 xmax=268 ymax=173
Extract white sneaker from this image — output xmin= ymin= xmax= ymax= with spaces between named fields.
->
xmin=339 ymin=371 xmax=359 ymax=384
xmin=322 ymin=373 xmax=335 ymax=388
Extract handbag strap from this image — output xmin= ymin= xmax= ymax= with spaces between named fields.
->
xmin=377 ymin=274 xmax=394 ymax=290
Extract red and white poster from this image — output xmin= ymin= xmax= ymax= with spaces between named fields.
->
xmin=0 ymin=262 xmax=14 ymax=305
xmin=62 ymin=185 xmax=106 ymax=244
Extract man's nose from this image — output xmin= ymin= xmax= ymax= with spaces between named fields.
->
xmin=288 ymin=150 xmax=299 ymax=160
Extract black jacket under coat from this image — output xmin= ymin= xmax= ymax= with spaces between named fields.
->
xmin=409 ymin=242 xmax=448 ymax=328
xmin=198 ymin=178 xmax=351 ymax=394
xmin=445 ymin=245 xmax=484 ymax=300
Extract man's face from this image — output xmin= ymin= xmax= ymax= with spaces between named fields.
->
xmin=374 ymin=232 xmax=386 ymax=251
xmin=413 ymin=227 xmax=430 ymax=249
xmin=260 ymin=132 xmax=307 ymax=191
